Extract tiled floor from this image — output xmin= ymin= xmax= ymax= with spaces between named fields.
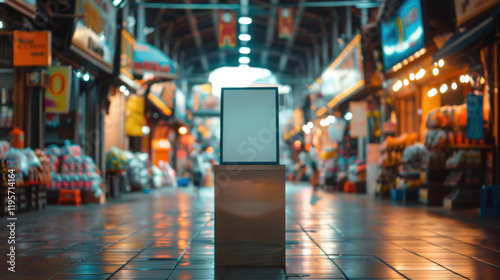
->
xmin=1 ymin=184 xmax=500 ymax=279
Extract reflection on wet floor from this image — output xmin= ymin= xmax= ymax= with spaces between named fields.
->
xmin=1 ymin=183 xmax=500 ymax=279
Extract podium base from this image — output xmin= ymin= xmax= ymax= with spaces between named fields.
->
xmin=214 ymin=165 xmax=285 ymax=267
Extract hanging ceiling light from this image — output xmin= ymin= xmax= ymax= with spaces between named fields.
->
xmin=239 ymin=47 xmax=251 ymax=54
xmin=238 ymin=17 xmax=252 ymax=24
xmin=239 ymin=34 xmax=251 ymax=41
xmin=239 ymin=57 xmax=250 ymax=64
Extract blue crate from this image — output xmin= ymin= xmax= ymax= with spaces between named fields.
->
xmin=177 ymin=178 xmax=189 ymax=187
xmin=391 ymin=188 xmax=419 ymax=201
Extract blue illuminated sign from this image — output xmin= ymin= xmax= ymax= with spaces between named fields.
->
xmin=381 ymin=0 xmax=425 ymax=71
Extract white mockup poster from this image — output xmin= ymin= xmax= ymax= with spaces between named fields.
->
xmin=221 ymin=88 xmax=278 ymax=164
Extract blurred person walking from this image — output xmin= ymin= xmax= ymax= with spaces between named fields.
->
xmin=189 ymin=145 xmax=203 ymax=188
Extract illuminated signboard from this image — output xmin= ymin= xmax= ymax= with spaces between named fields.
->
xmin=72 ymin=0 xmax=117 ymax=73
xmin=310 ymin=34 xmax=365 ymax=114
xmin=381 ymin=0 xmax=425 ymax=71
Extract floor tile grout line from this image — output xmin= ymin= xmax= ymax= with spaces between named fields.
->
xmin=288 ymin=213 xmax=350 ymax=280
xmin=325 ymin=223 xmax=412 ymax=280
xmin=102 ymin=239 xmax=158 ymax=280
xmin=165 ymin=219 xmax=212 ymax=280
xmin=415 ymin=237 xmax=500 ymax=270
xmin=10 ymin=211 xmax=153 ymax=279
xmin=427 ymin=229 xmax=500 ymax=256
xmin=51 ymin=224 xmax=166 ymax=280
xmin=386 ymin=240 xmax=471 ymax=280
xmin=0 ymin=241 xmax=85 ymax=278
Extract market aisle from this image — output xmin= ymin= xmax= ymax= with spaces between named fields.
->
xmin=1 ymin=184 xmax=500 ymax=280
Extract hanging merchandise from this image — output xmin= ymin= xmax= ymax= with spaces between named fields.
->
xmin=466 ymin=93 xmax=483 ymax=140
xmin=125 ymin=95 xmax=145 ymax=137
xmin=278 ymin=7 xmax=293 ymax=39
xmin=218 ymin=10 xmax=237 ymax=49
xmin=9 ymin=127 xmax=25 ymax=149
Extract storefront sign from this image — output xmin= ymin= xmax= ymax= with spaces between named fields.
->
xmin=120 ymin=29 xmax=135 ymax=80
xmin=381 ymin=0 xmax=425 ymax=71
xmin=218 ymin=10 xmax=236 ymax=49
xmin=72 ymin=0 xmax=117 ymax=70
xmin=13 ymin=31 xmax=52 ymax=66
xmin=44 ymin=66 xmax=72 ymax=113
xmin=466 ymin=93 xmax=484 ymax=140
xmin=191 ymin=84 xmax=219 ymax=112
xmin=349 ymin=101 xmax=368 ymax=138
xmin=315 ymin=34 xmax=364 ymax=109
xmin=454 ymin=0 xmax=500 ymax=26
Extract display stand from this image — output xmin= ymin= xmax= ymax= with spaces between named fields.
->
xmin=214 ymin=165 xmax=285 ymax=266
xmin=215 ymin=87 xmax=284 ymax=267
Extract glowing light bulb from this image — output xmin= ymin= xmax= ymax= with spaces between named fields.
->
xmin=440 ymin=84 xmax=448 ymax=93
xmin=427 ymin=88 xmax=438 ymax=97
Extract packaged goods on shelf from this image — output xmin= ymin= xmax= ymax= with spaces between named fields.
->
xmin=45 ymin=142 xmax=104 ymax=200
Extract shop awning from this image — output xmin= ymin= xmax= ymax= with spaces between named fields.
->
xmin=134 ymin=42 xmax=177 ymax=80
xmin=433 ymin=16 xmax=495 ymax=62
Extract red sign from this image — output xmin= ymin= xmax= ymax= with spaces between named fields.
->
xmin=278 ymin=8 xmax=293 ymax=39
xmin=218 ymin=11 xmax=236 ymax=49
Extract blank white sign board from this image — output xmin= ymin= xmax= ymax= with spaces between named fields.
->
xmin=221 ymin=88 xmax=278 ymax=164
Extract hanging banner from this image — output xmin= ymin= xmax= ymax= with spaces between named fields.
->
xmin=349 ymin=101 xmax=368 ymax=138
xmin=278 ymin=7 xmax=293 ymax=39
xmin=466 ymin=93 xmax=484 ymax=140
xmin=13 ymin=31 xmax=52 ymax=66
xmin=125 ymin=95 xmax=145 ymax=137
xmin=218 ymin=11 xmax=237 ymax=49
xmin=44 ymin=66 xmax=72 ymax=113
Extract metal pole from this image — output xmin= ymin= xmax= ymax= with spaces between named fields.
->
xmin=346 ymin=6 xmax=352 ymax=41
xmin=137 ymin=5 xmax=146 ymax=42
xmin=332 ymin=9 xmax=339 ymax=58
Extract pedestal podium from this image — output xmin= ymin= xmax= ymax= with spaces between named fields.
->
xmin=216 ymin=87 xmax=284 ymax=267
xmin=214 ymin=165 xmax=285 ymax=267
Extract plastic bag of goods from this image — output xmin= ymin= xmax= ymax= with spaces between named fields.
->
xmin=5 ymin=148 xmax=29 ymax=176
xmin=159 ymin=161 xmax=177 ymax=187
xmin=82 ymin=155 xmax=97 ymax=173
xmin=105 ymin=147 xmax=127 ymax=170
xmin=22 ymin=147 xmax=41 ymax=168
xmin=135 ymin=152 xmax=149 ymax=164
xmin=151 ymin=166 xmax=163 ymax=188
xmin=0 ymin=140 xmax=10 ymax=155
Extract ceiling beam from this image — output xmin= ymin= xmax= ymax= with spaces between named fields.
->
xmin=261 ymin=0 xmax=279 ymax=67
xmin=136 ymin=1 xmax=383 ymax=9
xmin=184 ymin=0 xmax=209 ymax=72
xmin=279 ymin=0 xmax=305 ymax=72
